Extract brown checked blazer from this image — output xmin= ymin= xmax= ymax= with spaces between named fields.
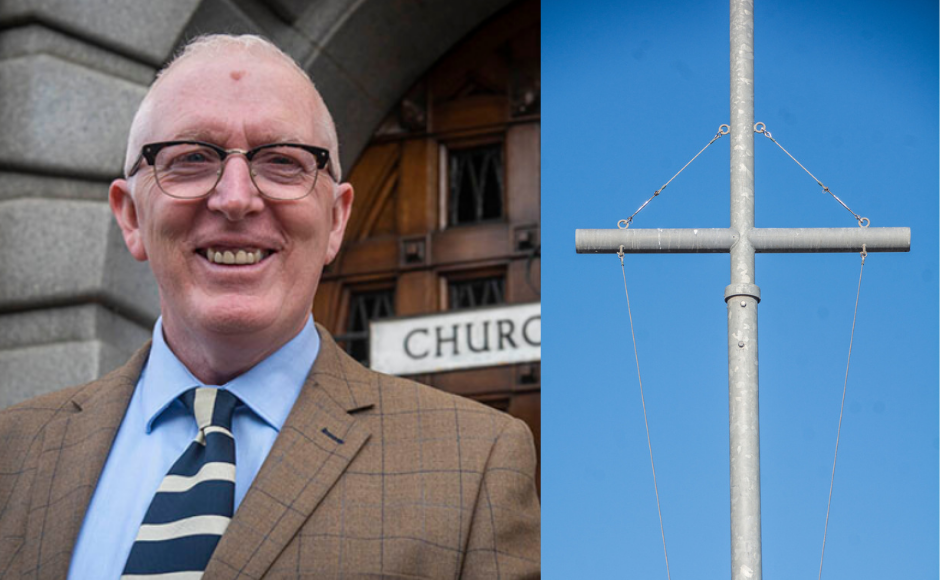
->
xmin=0 ymin=327 xmax=540 ymax=579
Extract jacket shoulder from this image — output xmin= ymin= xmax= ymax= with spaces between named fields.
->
xmin=314 ymin=324 xmax=518 ymax=428
xmin=0 ymin=343 xmax=150 ymax=459
xmin=0 ymin=383 xmax=88 ymax=439
xmin=374 ymin=370 xmax=513 ymax=421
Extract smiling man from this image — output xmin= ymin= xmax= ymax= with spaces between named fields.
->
xmin=0 ymin=35 xmax=539 ymax=579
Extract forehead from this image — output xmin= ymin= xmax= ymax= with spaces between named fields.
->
xmin=144 ymin=51 xmax=324 ymax=145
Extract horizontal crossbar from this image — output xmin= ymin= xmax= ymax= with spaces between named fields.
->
xmin=575 ymin=227 xmax=910 ymax=254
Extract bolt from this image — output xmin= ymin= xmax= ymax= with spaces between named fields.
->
xmin=740 ymin=301 xmax=747 ymax=307
xmin=738 ymin=341 xmax=745 ymax=348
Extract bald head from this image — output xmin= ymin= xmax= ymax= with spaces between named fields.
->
xmin=125 ymin=34 xmax=342 ymax=181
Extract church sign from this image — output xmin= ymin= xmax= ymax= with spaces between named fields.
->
xmin=369 ymin=302 xmax=541 ymax=375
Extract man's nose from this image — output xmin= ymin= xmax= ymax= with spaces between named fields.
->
xmin=206 ymin=155 xmax=265 ymax=220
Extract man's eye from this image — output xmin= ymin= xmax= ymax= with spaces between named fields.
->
xmin=174 ymin=151 xmax=213 ymax=164
xmin=258 ymin=153 xmax=303 ymax=168
xmin=158 ymin=146 xmax=219 ymax=170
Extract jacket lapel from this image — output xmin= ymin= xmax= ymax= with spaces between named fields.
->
xmin=24 ymin=346 xmax=148 ymax=580
xmin=206 ymin=328 xmax=376 ymax=580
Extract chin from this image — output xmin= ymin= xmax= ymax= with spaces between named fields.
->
xmin=194 ymin=298 xmax=287 ymax=338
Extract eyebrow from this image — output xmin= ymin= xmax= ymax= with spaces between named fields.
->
xmin=172 ymin=129 xmax=305 ymax=147
xmin=171 ymin=128 xmax=225 ymax=143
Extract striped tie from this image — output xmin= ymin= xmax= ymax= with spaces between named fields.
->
xmin=122 ymin=388 xmax=239 ymax=579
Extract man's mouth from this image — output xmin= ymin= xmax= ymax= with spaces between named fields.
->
xmin=200 ymin=247 xmax=272 ymax=265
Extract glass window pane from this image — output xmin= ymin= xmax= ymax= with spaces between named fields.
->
xmin=448 ymin=276 xmax=505 ymax=310
xmin=447 ymin=144 xmax=503 ymax=226
xmin=340 ymin=289 xmax=395 ymax=365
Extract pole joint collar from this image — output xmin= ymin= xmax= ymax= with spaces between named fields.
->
xmin=724 ymin=283 xmax=761 ymax=303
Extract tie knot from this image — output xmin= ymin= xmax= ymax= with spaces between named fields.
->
xmin=182 ymin=388 xmax=239 ymax=431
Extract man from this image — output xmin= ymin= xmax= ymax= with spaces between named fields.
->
xmin=0 ymin=35 xmax=539 ymax=579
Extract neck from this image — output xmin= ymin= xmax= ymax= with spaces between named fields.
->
xmin=160 ymin=316 xmax=307 ymax=385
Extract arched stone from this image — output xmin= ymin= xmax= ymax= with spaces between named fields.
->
xmin=0 ymin=0 xmax=202 ymax=65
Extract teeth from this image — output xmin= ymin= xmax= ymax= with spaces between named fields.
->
xmin=204 ymin=247 xmax=268 ymax=265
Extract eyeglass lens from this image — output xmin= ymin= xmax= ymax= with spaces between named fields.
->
xmin=153 ymin=144 xmax=320 ymax=199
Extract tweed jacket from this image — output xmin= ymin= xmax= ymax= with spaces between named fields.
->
xmin=0 ymin=328 xmax=540 ymax=579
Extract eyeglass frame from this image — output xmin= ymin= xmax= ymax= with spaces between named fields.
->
xmin=126 ymin=140 xmax=336 ymax=201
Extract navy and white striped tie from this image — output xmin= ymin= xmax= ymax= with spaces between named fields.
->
xmin=122 ymin=387 xmax=239 ymax=579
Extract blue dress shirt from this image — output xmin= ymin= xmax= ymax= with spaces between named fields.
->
xmin=68 ymin=316 xmax=319 ymax=580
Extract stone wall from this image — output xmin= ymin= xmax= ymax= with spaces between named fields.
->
xmin=0 ymin=0 xmax=512 ymax=408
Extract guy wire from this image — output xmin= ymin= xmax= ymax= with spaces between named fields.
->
xmin=619 ymin=248 xmax=671 ymax=580
xmin=818 ymin=247 xmax=866 ymax=580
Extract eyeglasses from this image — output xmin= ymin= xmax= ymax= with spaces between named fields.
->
xmin=126 ymin=140 xmax=335 ymax=201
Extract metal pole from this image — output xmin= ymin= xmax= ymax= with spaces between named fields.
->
xmin=575 ymin=2 xmax=912 ymax=576
xmin=576 ymin=228 xmax=737 ymax=253
xmin=728 ymin=0 xmax=761 ymax=579
xmin=749 ymin=227 xmax=910 ymax=253
xmin=574 ymin=227 xmax=910 ymax=254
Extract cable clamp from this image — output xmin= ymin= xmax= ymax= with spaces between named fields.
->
xmin=617 ymin=245 xmax=625 ymax=266
xmin=860 ymin=243 xmax=867 ymax=265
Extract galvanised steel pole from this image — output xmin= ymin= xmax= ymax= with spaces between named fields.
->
xmin=574 ymin=3 xmax=911 ymax=576
xmin=728 ymin=0 xmax=762 ymax=579
xmin=574 ymin=227 xmax=910 ymax=254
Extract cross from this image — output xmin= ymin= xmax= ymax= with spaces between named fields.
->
xmin=573 ymin=1 xmax=910 ymax=579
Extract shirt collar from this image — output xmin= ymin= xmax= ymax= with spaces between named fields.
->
xmin=140 ymin=316 xmax=320 ymax=433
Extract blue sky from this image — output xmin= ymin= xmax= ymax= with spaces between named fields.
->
xmin=541 ymin=1 xmax=938 ymax=578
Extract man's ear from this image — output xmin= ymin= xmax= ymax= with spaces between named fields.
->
xmin=109 ymin=179 xmax=148 ymax=262
xmin=325 ymin=182 xmax=354 ymax=264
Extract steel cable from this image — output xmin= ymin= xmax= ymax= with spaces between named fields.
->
xmin=619 ymin=124 xmax=729 ymax=229
xmin=754 ymin=123 xmax=869 ymax=228
xmin=818 ymin=245 xmax=867 ymax=580
xmin=618 ymin=247 xmax=671 ymax=580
